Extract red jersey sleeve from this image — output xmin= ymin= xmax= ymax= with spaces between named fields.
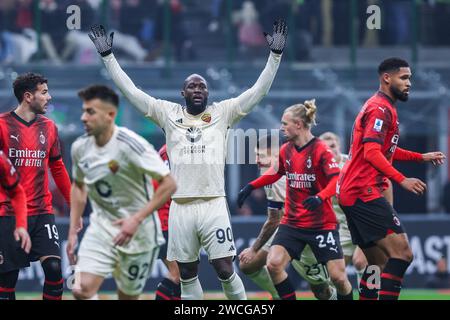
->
xmin=319 ymin=145 xmax=340 ymax=179
xmin=49 ymin=125 xmax=62 ymax=161
xmin=361 ymin=104 xmax=393 ymax=145
xmin=0 ymin=152 xmax=19 ymax=189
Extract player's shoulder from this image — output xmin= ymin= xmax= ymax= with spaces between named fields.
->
xmin=71 ymin=133 xmax=91 ymax=152
xmin=0 ymin=111 xmax=13 ymax=123
xmin=37 ymin=114 xmax=57 ymax=126
xmin=116 ymin=126 xmax=152 ymax=154
xmin=365 ymin=93 xmax=394 ymax=114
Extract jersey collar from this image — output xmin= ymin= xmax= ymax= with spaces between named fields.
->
xmin=10 ymin=111 xmax=39 ymax=127
xmin=376 ymin=91 xmax=395 ymax=106
xmin=294 ymin=137 xmax=316 ymax=153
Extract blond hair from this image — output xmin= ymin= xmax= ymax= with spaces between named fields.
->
xmin=284 ymin=99 xmax=317 ymax=129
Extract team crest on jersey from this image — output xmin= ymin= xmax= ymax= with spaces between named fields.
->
xmin=306 ymin=156 xmax=312 ymax=169
xmin=108 ymin=160 xmax=120 ymax=174
xmin=201 ymin=113 xmax=211 ymax=123
xmin=39 ymin=132 xmax=46 ymax=144
xmin=373 ymin=119 xmax=383 ymax=132
xmin=185 ymin=127 xmax=202 ymax=143
xmin=393 ymin=215 xmax=401 ymax=226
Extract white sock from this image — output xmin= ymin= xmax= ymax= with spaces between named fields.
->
xmin=220 ymin=272 xmax=247 ymax=300
xmin=86 ymin=294 xmax=99 ymax=300
xmin=248 ymin=266 xmax=279 ymax=299
xmin=328 ymin=286 xmax=337 ymax=300
xmin=181 ymin=276 xmax=204 ymax=300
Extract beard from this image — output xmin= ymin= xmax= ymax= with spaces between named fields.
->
xmin=391 ymin=86 xmax=409 ymax=102
xmin=186 ymin=97 xmax=208 ymax=115
xmin=30 ymin=101 xmax=46 ymax=114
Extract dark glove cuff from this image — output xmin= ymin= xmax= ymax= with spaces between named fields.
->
xmin=100 ymin=49 xmax=112 ymax=57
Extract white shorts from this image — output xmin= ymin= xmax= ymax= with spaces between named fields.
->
xmin=339 ymin=222 xmax=356 ymax=257
xmin=76 ymin=225 xmax=160 ymax=296
xmin=167 ymin=197 xmax=236 ymax=263
xmin=291 ymin=245 xmax=331 ymax=286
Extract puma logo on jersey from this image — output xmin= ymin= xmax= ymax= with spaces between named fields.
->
xmin=286 ymin=159 xmax=291 ymax=166
xmin=378 ymin=107 xmax=386 ymax=113
xmin=10 ymin=134 xmax=19 ymax=142
xmin=329 ymin=247 xmax=338 ymax=253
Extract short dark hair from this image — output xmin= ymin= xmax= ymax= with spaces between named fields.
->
xmin=78 ymin=85 xmax=119 ymax=107
xmin=378 ymin=58 xmax=410 ymax=75
xmin=13 ymin=73 xmax=48 ymax=103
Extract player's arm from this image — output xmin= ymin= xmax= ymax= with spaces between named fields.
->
xmin=49 ymin=157 xmax=71 ymax=205
xmin=364 ymin=142 xmax=426 ymax=195
xmin=67 ymin=180 xmax=87 ymax=265
xmin=303 ymin=148 xmax=340 ymax=211
xmin=239 ymin=206 xmax=283 ymax=264
xmin=113 ymin=173 xmax=176 ymax=247
xmin=237 ymin=166 xmax=283 ymax=208
xmin=8 ymin=183 xmax=31 ymax=253
xmin=0 ymin=155 xmax=31 ymax=253
xmin=223 ymin=20 xmax=287 ymax=123
xmin=88 ymin=25 xmax=167 ymax=124
xmin=113 ymin=141 xmax=176 ymax=246
xmin=394 ymin=147 xmax=446 ymax=165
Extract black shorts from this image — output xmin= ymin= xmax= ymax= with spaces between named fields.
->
xmin=27 ymin=214 xmax=61 ymax=262
xmin=340 ymin=197 xmax=405 ymax=249
xmin=272 ymin=224 xmax=343 ymax=264
xmin=0 ymin=217 xmax=30 ymax=273
xmin=157 ymin=230 xmax=169 ymax=260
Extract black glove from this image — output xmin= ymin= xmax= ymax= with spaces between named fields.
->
xmin=88 ymin=24 xmax=114 ymax=57
xmin=237 ymin=184 xmax=255 ymax=208
xmin=302 ymin=196 xmax=323 ymax=211
xmin=264 ymin=19 xmax=288 ymax=54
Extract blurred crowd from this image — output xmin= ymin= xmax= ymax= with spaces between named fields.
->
xmin=1 ymin=0 xmax=450 ymax=65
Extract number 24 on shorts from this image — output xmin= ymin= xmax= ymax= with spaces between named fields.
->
xmin=315 ymin=232 xmax=336 ymax=248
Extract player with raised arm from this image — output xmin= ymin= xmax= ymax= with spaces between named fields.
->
xmin=238 ymin=101 xmax=353 ymax=300
xmin=66 ymin=85 xmax=176 ymax=300
xmin=88 ymin=20 xmax=287 ymax=300
xmin=0 ymin=151 xmax=31 ymax=300
xmin=337 ymin=58 xmax=446 ymax=300
xmin=0 ymin=73 xmax=71 ymax=300
xmin=238 ymin=134 xmax=337 ymax=300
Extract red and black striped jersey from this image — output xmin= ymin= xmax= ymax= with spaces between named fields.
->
xmin=0 ymin=150 xmax=20 ymax=216
xmin=277 ymin=138 xmax=340 ymax=230
xmin=338 ymin=92 xmax=399 ymax=206
xmin=0 ymin=111 xmax=62 ymax=216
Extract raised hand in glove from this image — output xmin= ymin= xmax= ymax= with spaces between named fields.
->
xmin=264 ymin=19 xmax=288 ymax=54
xmin=237 ymin=184 xmax=255 ymax=208
xmin=88 ymin=24 xmax=114 ymax=57
xmin=302 ymin=195 xmax=323 ymax=211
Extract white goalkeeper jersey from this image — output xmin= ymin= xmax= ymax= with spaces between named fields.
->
xmin=71 ymin=126 xmax=169 ymax=253
xmin=102 ymin=52 xmax=282 ymax=199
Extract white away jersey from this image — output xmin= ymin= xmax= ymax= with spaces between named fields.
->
xmin=103 ymin=52 xmax=282 ymax=199
xmin=71 ymin=126 xmax=169 ymax=254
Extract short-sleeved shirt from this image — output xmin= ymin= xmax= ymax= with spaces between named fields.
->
xmin=71 ymin=126 xmax=169 ymax=254
xmin=0 ymin=111 xmax=61 ymax=216
xmin=277 ymin=138 xmax=340 ymax=230
xmin=0 ymin=151 xmax=20 ymax=216
xmin=338 ymin=92 xmax=399 ymax=206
